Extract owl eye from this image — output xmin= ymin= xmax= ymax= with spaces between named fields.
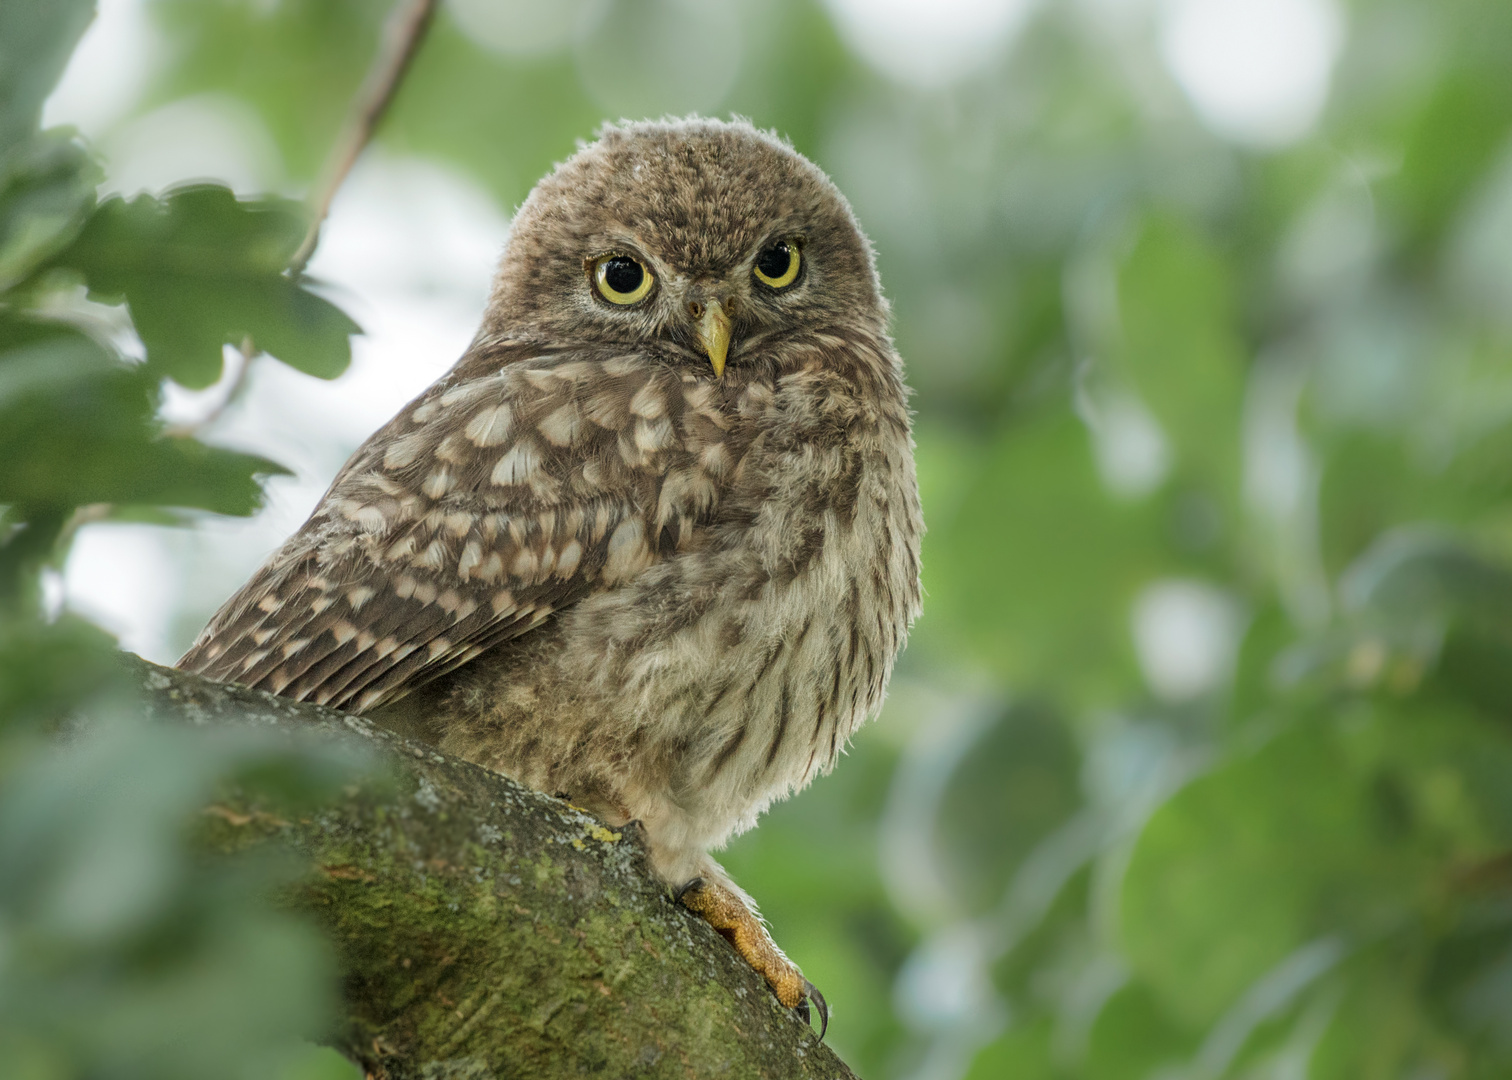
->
xmin=753 ymin=240 xmax=801 ymax=289
xmin=593 ymin=254 xmax=654 ymax=305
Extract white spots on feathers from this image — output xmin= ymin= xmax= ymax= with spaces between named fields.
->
xmin=383 ymin=432 xmax=427 ymax=471
xmin=738 ymin=381 xmax=775 ymax=417
xmin=590 ymin=503 xmax=617 ymax=543
xmin=538 ymin=403 xmax=582 ymax=447
xmin=511 ymin=547 xmax=541 ymax=581
xmin=629 ymin=382 xmax=666 ymax=419
xmin=581 ymin=460 xmax=610 ymax=490
xmin=342 ymin=500 xmax=390 ymax=532
xmin=633 ymin=417 xmax=676 ymax=455
xmin=603 ymin=354 xmax=642 ymax=377
xmin=466 ymin=404 xmax=513 ymax=447
xmin=413 ymin=539 xmax=449 ymax=570
xmin=657 ymin=469 xmax=717 ymax=526
xmin=699 ymin=441 xmax=731 ymax=478
xmin=521 ymin=368 xmax=558 ymax=392
xmin=438 ymin=589 xmax=477 ymax=622
xmin=347 ymin=586 xmax=376 ymax=610
xmin=551 ymin=360 xmax=597 ymax=383
xmin=604 ymin=518 xmax=652 ymax=583
xmin=386 ymin=534 xmax=417 ymax=562
xmin=434 ymin=435 xmax=470 ymax=465
xmin=492 ymin=439 xmax=540 ymax=486
xmin=478 ymin=551 xmax=505 ymax=583
xmin=583 ymin=390 xmax=628 ymax=430
xmin=457 ymin=540 xmax=484 ymax=581
xmin=557 ymin=539 xmax=582 ymax=578
xmin=682 ymin=380 xmax=718 ymax=415
xmin=422 ymin=468 xmax=454 ymax=499
xmin=439 ymin=379 xmax=492 ymax=409
xmin=443 ymin=512 xmax=474 ymax=538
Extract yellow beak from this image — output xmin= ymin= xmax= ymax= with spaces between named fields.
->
xmin=695 ymin=300 xmax=731 ymax=378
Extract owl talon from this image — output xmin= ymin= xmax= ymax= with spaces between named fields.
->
xmin=676 ymin=877 xmax=825 ymax=1036
xmin=801 ymin=980 xmax=829 ymax=1039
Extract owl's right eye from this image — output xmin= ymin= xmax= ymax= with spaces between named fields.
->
xmin=593 ymin=254 xmax=654 ymax=305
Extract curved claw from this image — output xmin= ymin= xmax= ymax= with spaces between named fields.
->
xmin=801 ymin=980 xmax=828 ymax=1040
xmin=676 ymin=876 xmax=828 ymax=1039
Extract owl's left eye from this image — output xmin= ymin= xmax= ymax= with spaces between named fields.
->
xmin=593 ymin=254 xmax=654 ymax=305
xmin=753 ymin=240 xmax=801 ymax=289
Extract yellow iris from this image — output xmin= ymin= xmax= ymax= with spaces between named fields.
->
xmin=753 ymin=241 xmax=801 ymax=289
xmin=593 ymin=255 xmax=654 ymax=305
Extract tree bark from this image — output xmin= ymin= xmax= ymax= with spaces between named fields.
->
xmin=127 ymin=654 xmax=858 ymax=1080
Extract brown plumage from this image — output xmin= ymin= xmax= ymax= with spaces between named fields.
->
xmin=180 ymin=117 xmax=923 ymax=1027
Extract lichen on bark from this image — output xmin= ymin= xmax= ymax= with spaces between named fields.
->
xmin=128 ymin=654 xmax=858 ymax=1080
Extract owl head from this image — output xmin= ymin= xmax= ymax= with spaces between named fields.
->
xmin=480 ymin=117 xmax=887 ymax=377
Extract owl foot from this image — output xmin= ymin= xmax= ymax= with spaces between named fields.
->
xmin=676 ymin=877 xmax=828 ymax=1039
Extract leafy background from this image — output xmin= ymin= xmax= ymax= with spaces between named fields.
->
xmin=4 ymin=0 xmax=1512 ymax=1077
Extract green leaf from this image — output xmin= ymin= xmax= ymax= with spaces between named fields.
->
xmin=1342 ymin=530 xmax=1512 ymax=715
xmin=1342 ymin=528 xmax=1512 ymax=628
xmin=915 ymin=406 xmax=1167 ymax=703
xmin=1119 ymin=719 xmax=1429 ymax=1028
xmin=1384 ymin=6 xmax=1512 ymax=255
xmin=0 ymin=0 xmax=95 ymax=152
xmin=0 ymin=330 xmax=289 ymax=515
xmin=50 ymin=185 xmax=359 ymax=388
xmin=1085 ymin=980 xmax=1196 ymax=1080
xmin=963 ymin=1018 xmax=1057 ymax=1080
xmin=934 ymin=700 xmax=1083 ymax=914
xmin=1113 ymin=215 xmax=1247 ymax=512
xmin=0 ymin=613 xmax=121 ymax=730
xmin=0 ymin=130 xmax=99 ymax=290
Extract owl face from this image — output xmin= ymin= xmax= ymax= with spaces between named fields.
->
xmin=481 ymin=118 xmax=887 ymax=378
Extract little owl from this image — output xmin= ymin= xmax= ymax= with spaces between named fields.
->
xmin=180 ymin=117 xmax=923 ymax=1032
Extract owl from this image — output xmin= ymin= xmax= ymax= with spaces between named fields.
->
xmin=180 ymin=117 xmax=923 ymax=1033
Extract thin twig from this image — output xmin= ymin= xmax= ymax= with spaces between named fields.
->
xmin=163 ymin=335 xmax=255 ymax=438
xmin=287 ymin=0 xmax=441 ymax=279
xmin=171 ymin=0 xmax=438 ymax=439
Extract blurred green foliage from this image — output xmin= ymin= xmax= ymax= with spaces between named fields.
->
xmin=0 ymin=3 xmax=363 ymax=1078
xmin=6 ymin=0 xmax=1512 ymax=1077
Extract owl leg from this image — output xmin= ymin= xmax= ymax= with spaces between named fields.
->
xmin=675 ymin=875 xmax=828 ymax=1038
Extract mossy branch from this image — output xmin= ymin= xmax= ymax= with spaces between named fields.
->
xmin=126 ymin=654 xmax=857 ymax=1080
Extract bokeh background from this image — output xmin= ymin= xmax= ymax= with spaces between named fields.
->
xmin=7 ymin=0 xmax=1512 ymax=1076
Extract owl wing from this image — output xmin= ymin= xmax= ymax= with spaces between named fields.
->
xmin=178 ymin=342 xmax=730 ymax=712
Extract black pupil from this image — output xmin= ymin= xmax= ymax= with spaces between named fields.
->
xmin=604 ymin=256 xmax=643 ymax=295
xmin=757 ymin=243 xmax=791 ymax=281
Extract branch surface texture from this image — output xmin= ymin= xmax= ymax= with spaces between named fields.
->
xmin=129 ymin=655 xmax=857 ymax=1080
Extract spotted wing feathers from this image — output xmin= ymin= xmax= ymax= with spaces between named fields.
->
xmin=179 ymin=344 xmax=733 ymax=712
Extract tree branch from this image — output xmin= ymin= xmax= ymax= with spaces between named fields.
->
xmin=288 ymin=0 xmax=440 ymax=279
xmin=126 ymin=654 xmax=858 ymax=1080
